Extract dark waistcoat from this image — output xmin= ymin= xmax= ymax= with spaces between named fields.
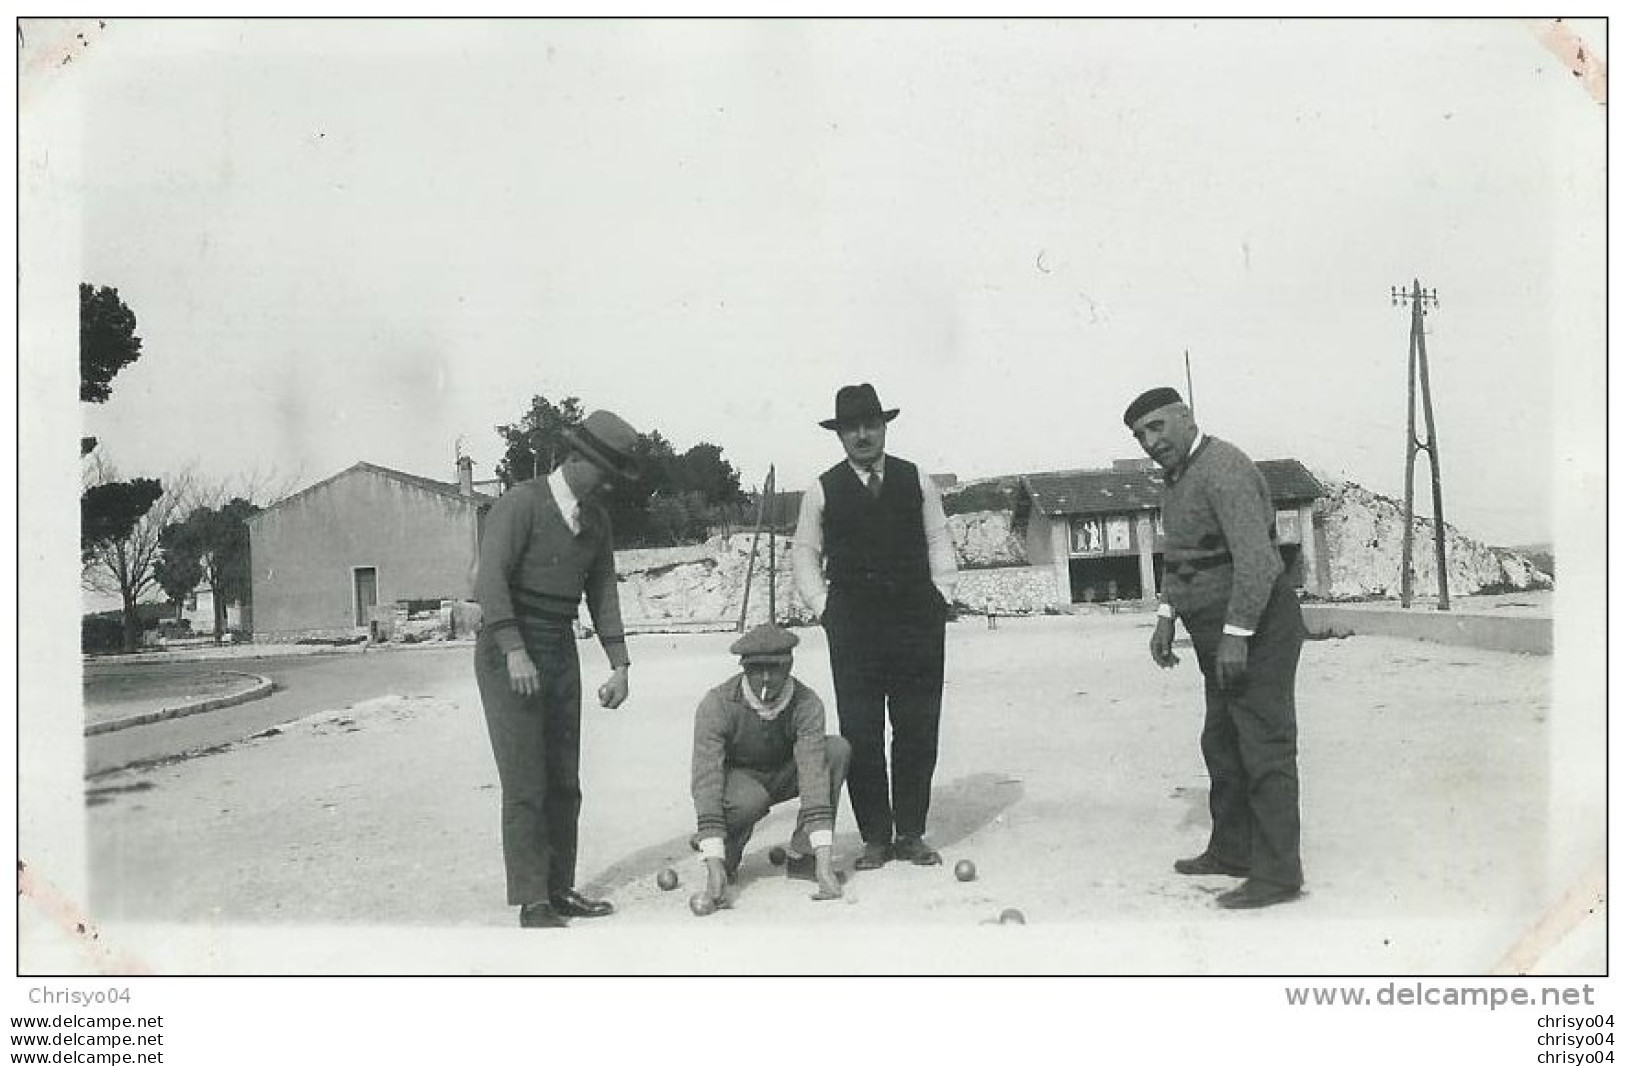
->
xmin=819 ymin=455 xmax=932 ymax=595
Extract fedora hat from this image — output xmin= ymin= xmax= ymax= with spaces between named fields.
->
xmin=563 ymin=410 xmax=642 ymax=482
xmin=819 ymin=383 xmax=900 ymax=431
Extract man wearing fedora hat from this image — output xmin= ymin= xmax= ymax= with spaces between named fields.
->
xmin=793 ymin=384 xmax=958 ymax=871
xmin=473 ymin=409 xmax=643 ymax=928
xmin=689 ymin=623 xmax=849 ymax=911
xmin=1124 ymin=387 xmax=1306 ymax=910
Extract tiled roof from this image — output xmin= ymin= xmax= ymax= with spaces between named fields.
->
xmin=1023 ymin=458 xmax=1323 ymax=517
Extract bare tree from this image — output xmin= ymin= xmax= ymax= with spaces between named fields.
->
xmin=82 ymin=455 xmax=195 ymax=652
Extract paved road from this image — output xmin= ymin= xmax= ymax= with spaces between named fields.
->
xmin=84 ymin=644 xmax=476 ymax=777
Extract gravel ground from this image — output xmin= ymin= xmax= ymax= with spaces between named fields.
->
xmin=32 ymin=609 xmax=1598 ymax=975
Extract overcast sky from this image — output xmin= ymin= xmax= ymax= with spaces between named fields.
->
xmin=27 ymin=17 xmax=1606 ymax=547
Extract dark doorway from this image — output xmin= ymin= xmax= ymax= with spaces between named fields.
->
xmin=1068 ymin=556 xmax=1144 ymax=603
xmin=353 ymin=567 xmax=378 ymax=626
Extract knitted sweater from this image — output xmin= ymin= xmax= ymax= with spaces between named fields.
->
xmin=1159 ymin=435 xmax=1283 ymax=631
xmin=471 ymin=476 xmax=629 ymax=667
xmin=690 ymin=675 xmax=834 ymax=843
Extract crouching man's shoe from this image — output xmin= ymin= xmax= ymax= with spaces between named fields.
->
xmin=550 ymin=888 xmax=615 ymax=919
xmin=519 ymin=902 xmax=569 ymax=929
xmin=1216 ymin=879 xmax=1302 ymax=910
xmin=1173 ymin=852 xmax=1250 ymax=877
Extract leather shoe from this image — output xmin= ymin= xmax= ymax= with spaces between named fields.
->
xmin=892 ymin=836 xmax=942 ymax=866
xmin=519 ymin=902 xmax=569 ymax=929
xmin=550 ymin=888 xmax=614 ymax=918
xmin=854 ymin=842 xmax=892 ymax=870
xmin=1173 ymin=852 xmax=1249 ymax=877
xmin=1217 ymin=879 xmax=1302 ymax=910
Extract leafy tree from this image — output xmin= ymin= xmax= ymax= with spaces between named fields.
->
xmin=493 ymin=395 xmax=753 ymax=546
xmin=154 ymin=522 xmax=205 ymax=612
xmin=494 ymin=395 xmax=586 ymax=486
xmin=80 ymin=283 xmax=143 ymax=403
xmin=155 ymin=497 xmax=260 ymax=640
xmin=670 ymin=442 xmax=745 ymax=507
xmin=81 ymin=477 xmax=163 ymax=562
xmin=80 ymin=282 xmax=163 ymax=646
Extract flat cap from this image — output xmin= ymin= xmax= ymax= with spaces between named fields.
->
xmin=729 ymin=623 xmax=799 ymax=661
xmin=1123 ymin=386 xmax=1184 ymax=427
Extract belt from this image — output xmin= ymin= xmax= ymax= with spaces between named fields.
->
xmin=1167 ymin=552 xmax=1232 ymax=580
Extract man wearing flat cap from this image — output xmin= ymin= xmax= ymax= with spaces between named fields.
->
xmin=1124 ymin=387 xmax=1306 ymax=910
xmin=793 ymin=384 xmax=958 ymax=871
xmin=473 ymin=409 xmax=642 ymax=928
xmin=689 ymin=623 xmax=849 ymax=909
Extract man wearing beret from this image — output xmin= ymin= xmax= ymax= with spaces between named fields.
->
xmin=793 ymin=384 xmax=958 ymax=871
xmin=690 ymin=623 xmax=849 ymax=909
xmin=1125 ymin=387 xmax=1306 ymax=909
xmin=473 ymin=409 xmax=641 ymax=929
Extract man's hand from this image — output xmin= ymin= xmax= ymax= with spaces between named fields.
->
xmin=811 ymin=844 xmax=842 ymax=901
xmin=1149 ymin=616 xmax=1180 ymax=668
xmin=702 ymin=856 xmax=729 ymax=906
xmin=506 ymin=649 xmax=540 ymax=696
xmin=597 ymin=666 xmax=629 ymax=709
xmin=1216 ymin=632 xmax=1249 ymax=690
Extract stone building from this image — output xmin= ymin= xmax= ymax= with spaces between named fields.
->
xmin=247 ymin=458 xmax=494 ymax=641
xmin=1017 ymin=457 xmax=1327 ymax=606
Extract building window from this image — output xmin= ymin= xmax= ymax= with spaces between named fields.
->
xmin=1276 ymin=509 xmax=1301 ymax=544
xmin=1070 ymin=517 xmax=1105 ymax=555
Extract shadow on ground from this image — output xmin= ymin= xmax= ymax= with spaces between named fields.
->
xmin=581 ymin=770 xmax=1026 ymax=898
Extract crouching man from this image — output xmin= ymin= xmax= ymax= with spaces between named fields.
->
xmin=691 ymin=623 xmax=848 ymax=909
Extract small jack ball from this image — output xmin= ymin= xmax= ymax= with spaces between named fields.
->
xmin=953 ymin=859 xmax=977 ymax=882
xmin=767 ymin=846 xmax=788 ymax=866
xmin=689 ymin=894 xmax=717 ymax=917
xmin=656 ymin=868 xmax=679 ymax=891
xmin=998 ymin=908 xmax=1026 ymax=925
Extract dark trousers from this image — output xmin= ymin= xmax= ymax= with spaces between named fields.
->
xmin=721 ymin=736 xmax=852 ymax=862
xmin=475 ymin=621 xmax=583 ymax=906
xmin=823 ymin=587 xmax=947 ymax=845
xmin=1181 ymin=574 xmax=1305 ymax=889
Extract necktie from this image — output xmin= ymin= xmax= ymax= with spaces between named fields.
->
xmin=865 ymin=469 xmax=882 ymax=498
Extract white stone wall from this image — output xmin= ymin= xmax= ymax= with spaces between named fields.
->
xmin=951 ymin=565 xmax=1064 ymax=615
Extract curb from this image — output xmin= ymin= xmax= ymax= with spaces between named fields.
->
xmin=1300 ymin=605 xmax=1552 ymax=656
xmin=84 ymin=672 xmax=276 ymax=737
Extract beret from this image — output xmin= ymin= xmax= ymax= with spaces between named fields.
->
xmin=1123 ymin=387 xmax=1184 ymax=427
xmin=730 ymin=623 xmax=799 ymax=660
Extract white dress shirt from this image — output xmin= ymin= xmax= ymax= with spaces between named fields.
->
xmin=791 ymin=455 xmax=958 ymax=619
xmin=547 ymin=467 xmax=582 ymax=535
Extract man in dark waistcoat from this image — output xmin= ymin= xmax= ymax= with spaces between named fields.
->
xmin=472 ymin=409 xmax=641 ymax=929
xmin=792 ymin=384 xmax=958 ymax=871
xmin=1125 ymin=387 xmax=1306 ymax=910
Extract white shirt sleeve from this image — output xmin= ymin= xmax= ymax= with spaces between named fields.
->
xmin=919 ymin=468 xmax=958 ymax=604
xmin=791 ymin=480 xmax=828 ymax=619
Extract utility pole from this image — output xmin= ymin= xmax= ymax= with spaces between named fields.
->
xmin=1184 ymin=349 xmax=1195 ymax=416
xmin=1391 ymin=279 xmax=1450 ymax=611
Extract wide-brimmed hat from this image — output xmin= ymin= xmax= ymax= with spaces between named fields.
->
xmin=563 ymin=410 xmax=642 ymax=482
xmin=819 ymin=383 xmax=900 ymax=431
